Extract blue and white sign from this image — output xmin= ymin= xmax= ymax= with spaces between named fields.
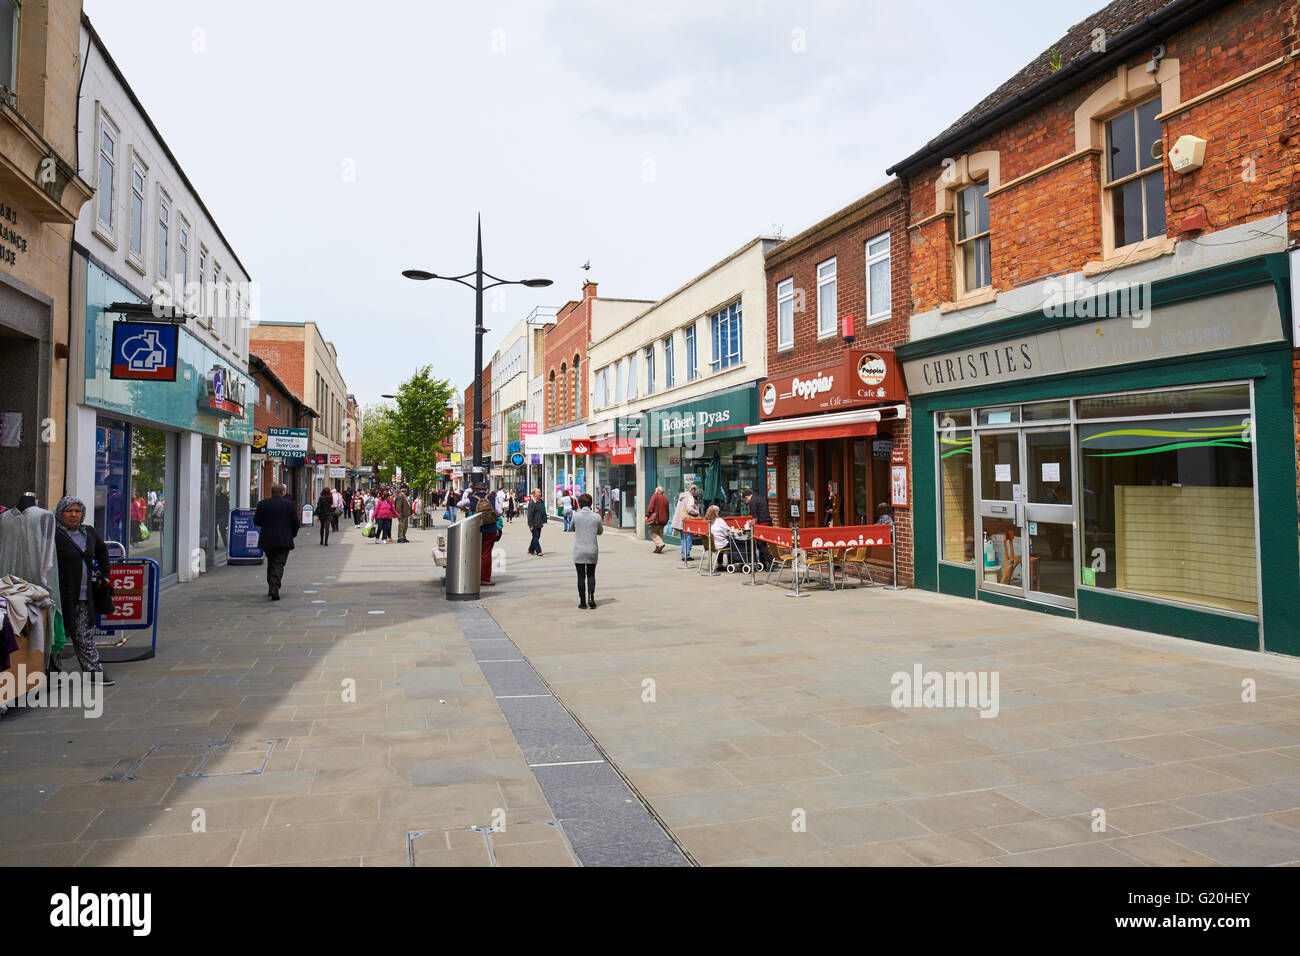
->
xmin=110 ymin=322 xmax=178 ymax=382
xmin=228 ymin=509 xmax=264 ymax=564
xmin=508 ymin=440 xmax=521 ymax=454
xmin=511 ymin=453 xmax=525 ymax=466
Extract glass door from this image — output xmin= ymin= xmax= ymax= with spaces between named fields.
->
xmin=1023 ymin=428 xmax=1076 ymax=607
xmin=977 ymin=431 xmax=1022 ymax=596
xmin=976 ymin=428 xmax=1077 ymax=608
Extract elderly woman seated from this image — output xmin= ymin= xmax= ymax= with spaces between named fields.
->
xmin=706 ymin=505 xmax=731 ymax=573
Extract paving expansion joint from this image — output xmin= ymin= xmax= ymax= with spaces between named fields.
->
xmin=471 ymin=605 xmax=699 ymax=868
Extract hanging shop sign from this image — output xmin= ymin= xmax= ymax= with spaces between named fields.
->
xmin=200 ymin=366 xmax=247 ymax=417
xmin=508 ymin=441 xmax=521 ymax=454
xmin=571 ymin=439 xmax=591 ymax=455
xmin=251 ymin=431 xmax=268 ymax=452
xmin=110 ymin=321 xmax=179 ymax=382
xmin=450 ymin=452 xmax=462 ymax=464
xmin=511 ymin=453 xmax=525 ymax=466
xmin=759 ymin=349 xmax=905 ymax=420
xmin=328 ymin=454 xmax=341 ymax=465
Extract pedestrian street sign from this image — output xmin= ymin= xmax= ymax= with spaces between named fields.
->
xmin=110 ymin=321 xmax=179 ymax=382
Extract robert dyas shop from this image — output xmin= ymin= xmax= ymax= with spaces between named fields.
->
xmin=895 ymin=255 xmax=1298 ymax=655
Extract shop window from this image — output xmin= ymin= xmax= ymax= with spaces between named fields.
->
xmin=865 ymin=233 xmax=890 ymax=323
xmin=1079 ymin=410 xmax=1256 ymax=616
xmin=1022 ymin=400 xmax=1071 ymax=422
xmin=777 ymin=278 xmax=794 ymax=350
xmin=1106 ymin=98 xmax=1165 ymax=249
xmin=816 ymin=258 xmax=836 ymax=338
xmin=1077 ymin=385 xmax=1248 ymax=419
xmin=956 ymin=181 xmax=991 ymax=293
xmin=0 ymin=0 xmax=16 ymax=94
xmin=663 ymin=335 xmax=675 ymax=388
xmin=709 ymin=302 xmax=741 ymax=372
xmin=685 ymin=326 xmax=698 ymax=381
xmin=937 ymin=412 xmax=974 ymax=564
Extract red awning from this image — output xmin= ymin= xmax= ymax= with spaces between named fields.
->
xmin=746 ymin=420 xmax=876 ymax=445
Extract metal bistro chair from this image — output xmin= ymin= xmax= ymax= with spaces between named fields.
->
xmin=699 ymin=532 xmax=722 ymax=577
xmin=802 ymin=546 xmax=836 ymax=590
xmin=766 ymin=541 xmax=797 ymax=587
xmin=838 ymin=545 xmax=879 ymax=588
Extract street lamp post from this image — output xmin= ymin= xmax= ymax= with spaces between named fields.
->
xmin=403 ymin=215 xmax=551 ymax=487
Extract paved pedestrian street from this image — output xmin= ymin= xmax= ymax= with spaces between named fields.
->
xmin=3 ymin=516 xmax=1300 ymax=867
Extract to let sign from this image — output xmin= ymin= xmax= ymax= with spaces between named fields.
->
xmin=520 ymin=422 xmax=539 ymax=435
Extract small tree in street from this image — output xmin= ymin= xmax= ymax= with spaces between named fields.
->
xmin=361 ymin=403 xmax=396 ymax=484
xmin=387 ymin=366 xmax=457 ymax=495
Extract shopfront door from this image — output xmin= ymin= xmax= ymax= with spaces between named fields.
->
xmin=977 ymin=428 xmax=1076 ymax=608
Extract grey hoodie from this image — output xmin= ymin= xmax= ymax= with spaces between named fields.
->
xmin=570 ymin=507 xmax=604 ymax=564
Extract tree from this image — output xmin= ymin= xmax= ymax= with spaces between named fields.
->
xmin=361 ymin=404 xmax=396 ymax=483
xmin=386 ymin=366 xmax=457 ymax=494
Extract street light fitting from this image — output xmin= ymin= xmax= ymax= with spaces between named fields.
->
xmin=402 ymin=269 xmax=436 ymax=281
xmin=521 ymin=279 xmax=553 ymax=288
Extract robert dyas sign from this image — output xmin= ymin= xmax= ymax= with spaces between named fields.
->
xmin=902 ymin=284 xmax=1285 ymax=395
xmin=759 ymin=349 xmax=905 ymax=420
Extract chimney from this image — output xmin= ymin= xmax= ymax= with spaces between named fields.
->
xmin=582 ymin=280 xmax=598 ymax=299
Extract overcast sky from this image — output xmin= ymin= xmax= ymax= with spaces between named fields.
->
xmin=84 ymin=0 xmax=1103 ymax=411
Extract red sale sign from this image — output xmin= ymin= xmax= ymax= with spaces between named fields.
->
xmin=102 ymin=562 xmax=148 ymax=626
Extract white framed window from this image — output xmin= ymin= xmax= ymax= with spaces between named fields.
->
xmin=776 ymin=278 xmax=794 ymax=350
xmin=645 ymin=346 xmax=655 ymax=396
xmin=198 ymin=245 xmax=209 ymax=326
xmin=816 ymin=258 xmax=836 ymax=338
xmin=865 ymin=232 xmax=891 ymax=323
xmin=1105 ymin=98 xmax=1166 ymax=249
xmin=156 ymin=190 xmax=170 ymax=278
xmin=176 ymin=217 xmax=190 ymax=297
xmin=626 ymin=353 xmax=638 ymax=401
xmin=212 ymin=262 xmax=223 ymax=338
xmin=127 ymin=154 xmax=147 ymax=268
xmin=709 ymin=302 xmax=742 ymax=372
xmin=685 ymin=325 xmax=698 ymax=382
xmin=663 ymin=335 xmax=675 ymax=389
xmin=224 ymin=280 xmax=234 ymax=345
xmin=95 ymin=107 xmax=118 ymax=239
xmin=956 ymin=181 xmax=991 ymax=292
xmin=614 ymin=358 xmax=625 ymax=405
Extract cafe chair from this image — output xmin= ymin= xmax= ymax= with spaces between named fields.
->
xmin=802 ymin=548 xmax=835 ymax=590
xmin=766 ymin=542 xmax=796 ymax=587
xmin=699 ymin=534 xmax=722 ymax=577
xmin=839 ymin=545 xmax=879 ymax=588
xmin=1000 ymin=531 xmax=1040 ymax=590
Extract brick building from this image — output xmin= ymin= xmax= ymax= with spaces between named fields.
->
xmin=887 ymin=0 xmax=1299 ymax=653
xmin=250 ymin=354 xmax=314 ymax=502
xmin=538 ymin=281 xmax=653 ymax=496
xmin=752 ymin=180 xmax=913 ymax=585
xmin=462 ymin=361 xmax=491 ymax=473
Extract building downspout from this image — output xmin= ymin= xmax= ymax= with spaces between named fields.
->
xmin=64 ymin=29 xmax=92 ymax=498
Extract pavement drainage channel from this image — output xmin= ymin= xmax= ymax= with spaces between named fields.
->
xmin=453 ymin=605 xmax=694 ymax=868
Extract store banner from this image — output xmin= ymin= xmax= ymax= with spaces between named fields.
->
xmin=636 ymin=386 xmax=758 ymax=445
xmin=759 ymin=350 xmax=905 ymax=420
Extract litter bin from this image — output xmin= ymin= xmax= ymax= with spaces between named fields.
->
xmin=445 ymin=510 xmax=486 ymax=601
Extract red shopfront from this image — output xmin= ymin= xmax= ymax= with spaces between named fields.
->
xmin=745 ymin=350 xmax=910 ymax=578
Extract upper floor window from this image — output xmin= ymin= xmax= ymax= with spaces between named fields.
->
xmin=573 ymin=356 xmax=581 ymax=418
xmin=684 ymin=325 xmax=698 ymax=382
xmin=614 ymin=357 xmax=625 ymax=405
xmin=96 ymin=116 xmax=117 ymax=231
xmin=956 ymin=181 xmax=990 ymax=292
xmin=156 ymin=193 xmax=170 ymax=278
xmin=548 ymin=371 xmax=556 ymax=421
xmin=1106 ymin=98 xmax=1165 ymax=248
xmin=177 ymin=217 xmax=190 ymax=287
xmin=816 ymin=259 xmax=836 ymax=337
xmin=560 ymin=362 xmax=568 ymax=420
xmin=594 ymin=367 xmax=608 ymax=409
xmin=198 ymin=246 xmax=209 ymax=324
xmin=0 ymin=0 xmax=17 ymax=94
xmin=128 ymin=159 xmax=146 ymax=262
xmin=663 ymin=335 xmax=675 ymax=389
xmin=776 ymin=278 xmax=794 ymax=350
xmin=710 ymin=302 xmax=742 ymax=372
xmin=626 ymin=353 xmax=638 ymax=401
xmin=645 ymin=345 xmax=655 ymax=396
xmin=865 ymin=232 xmax=890 ymax=322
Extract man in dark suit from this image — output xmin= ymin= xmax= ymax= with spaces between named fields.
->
xmin=253 ymin=483 xmax=300 ymax=600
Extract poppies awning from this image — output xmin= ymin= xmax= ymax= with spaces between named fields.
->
xmin=743 ymin=405 xmax=904 ymax=445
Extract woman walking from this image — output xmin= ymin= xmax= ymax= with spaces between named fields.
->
xmin=52 ymin=496 xmax=115 ymax=685
xmin=571 ymin=492 xmax=603 ymax=609
xmin=670 ymin=485 xmax=699 ymax=562
xmin=372 ymin=491 xmax=396 ymax=543
xmin=351 ymin=490 xmax=365 ymax=527
xmin=315 ymin=488 xmax=335 ymax=545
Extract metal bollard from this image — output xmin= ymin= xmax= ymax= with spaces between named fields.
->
xmin=787 ymin=525 xmax=808 ymax=598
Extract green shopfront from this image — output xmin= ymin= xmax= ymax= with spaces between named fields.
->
xmin=634 ymin=383 xmax=761 ymax=543
xmin=896 ymin=255 xmax=1298 ymax=655
xmin=70 ymin=259 xmax=255 ymax=586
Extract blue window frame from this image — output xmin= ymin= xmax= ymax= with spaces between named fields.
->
xmin=709 ymin=302 xmax=742 ymax=372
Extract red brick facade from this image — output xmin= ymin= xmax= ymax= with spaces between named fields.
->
xmin=250 ymin=355 xmax=309 ymax=501
xmin=248 ymin=339 xmax=305 ymax=400
xmin=762 ymin=180 xmax=914 ymax=585
xmin=463 ymin=362 xmax=492 ymax=464
xmin=543 ymin=282 xmax=596 ymax=430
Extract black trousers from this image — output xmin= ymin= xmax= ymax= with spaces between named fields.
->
xmin=265 ymin=548 xmax=290 ymax=595
xmin=529 ymin=526 xmax=542 ymax=554
xmin=319 ymin=518 xmax=331 ymax=544
xmin=575 ymin=563 xmax=596 ymax=603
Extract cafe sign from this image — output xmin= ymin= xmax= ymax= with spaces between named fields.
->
xmin=759 ymin=349 xmax=905 ymax=420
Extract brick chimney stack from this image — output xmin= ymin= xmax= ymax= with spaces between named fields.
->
xmin=581 ymin=280 xmax=598 ymax=299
